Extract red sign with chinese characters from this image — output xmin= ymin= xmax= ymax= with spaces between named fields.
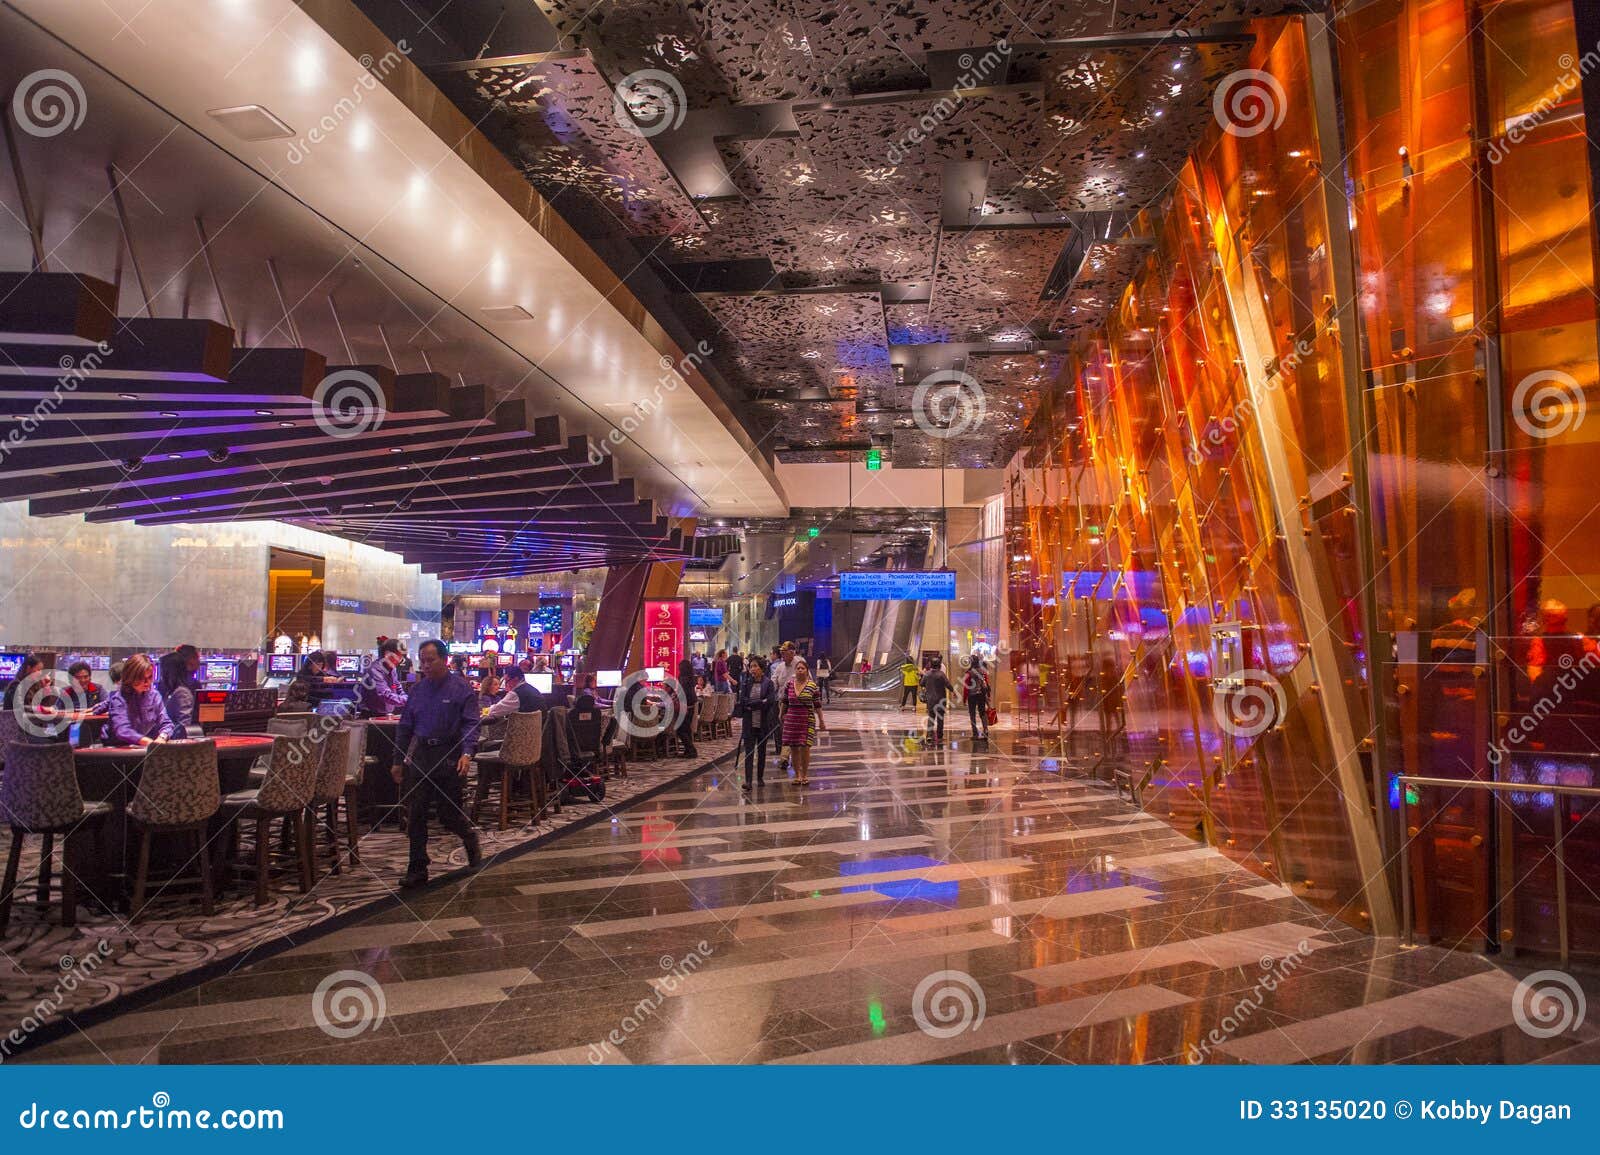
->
xmin=642 ymin=598 xmax=687 ymax=677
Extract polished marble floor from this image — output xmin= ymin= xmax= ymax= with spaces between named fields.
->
xmin=21 ymin=710 xmax=1600 ymax=1065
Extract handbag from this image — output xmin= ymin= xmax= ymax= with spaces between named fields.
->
xmin=986 ymin=705 xmax=999 ymax=727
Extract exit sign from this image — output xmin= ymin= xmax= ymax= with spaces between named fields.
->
xmin=865 ymin=447 xmax=882 ymax=471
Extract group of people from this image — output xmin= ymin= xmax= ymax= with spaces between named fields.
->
xmin=1 ymin=647 xmax=207 ymax=746
xmin=898 ymin=653 xmax=995 ymax=742
xmin=729 ymin=643 xmax=827 ymax=790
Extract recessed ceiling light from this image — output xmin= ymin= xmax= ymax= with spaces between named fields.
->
xmin=119 ymin=393 xmax=137 ymax=400
xmin=160 ymin=411 xmax=179 ymax=418
xmin=278 ymin=421 xmax=294 ymax=427
xmin=256 ymin=409 xmax=273 ymax=416
xmin=206 ymin=104 xmax=295 ymax=142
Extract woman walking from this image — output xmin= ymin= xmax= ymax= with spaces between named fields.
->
xmin=737 ymin=655 xmax=776 ymax=790
xmin=782 ymin=656 xmax=825 ymax=786
xmin=963 ymin=655 xmax=991 ymax=740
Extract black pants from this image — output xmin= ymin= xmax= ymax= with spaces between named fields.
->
xmin=676 ymin=712 xmax=697 ymax=757
xmin=900 ymin=684 xmax=917 ymax=707
xmin=926 ymin=699 xmax=946 ymax=743
xmin=403 ymin=742 xmax=475 ymax=874
xmin=772 ymin=704 xmax=785 ymax=755
xmin=968 ymin=695 xmax=988 ymax=736
xmin=741 ymin=714 xmax=768 ymax=780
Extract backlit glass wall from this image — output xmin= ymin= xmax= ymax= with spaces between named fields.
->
xmin=1006 ymin=0 xmax=1600 ymax=956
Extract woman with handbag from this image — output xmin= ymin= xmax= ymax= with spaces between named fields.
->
xmin=737 ymin=656 xmax=777 ymax=790
xmin=781 ymin=657 xmax=826 ymax=786
xmin=963 ymin=655 xmax=992 ymax=740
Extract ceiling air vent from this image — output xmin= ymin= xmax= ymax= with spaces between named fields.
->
xmin=206 ymin=105 xmax=295 ymax=141
xmin=481 ymin=305 xmax=536 ymax=322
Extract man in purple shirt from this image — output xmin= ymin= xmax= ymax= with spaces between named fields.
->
xmin=391 ymin=638 xmax=481 ymax=888
xmin=358 ymin=638 xmax=409 ymax=716
xmin=105 ymin=653 xmax=182 ymax=746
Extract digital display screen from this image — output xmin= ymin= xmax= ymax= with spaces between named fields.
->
xmin=204 ymin=659 xmax=236 ymax=684
xmin=838 ymin=570 xmax=957 ymax=601
xmin=0 ymin=653 xmax=26 ymax=680
xmin=644 ymin=666 xmax=665 ymax=682
xmin=497 ymin=652 xmax=513 ymax=667
xmin=335 ymin=654 xmax=361 ymax=674
xmin=688 ymin=606 xmax=724 ymax=627
xmin=530 ymin=673 xmax=553 ymax=694
xmin=267 ymin=654 xmax=297 ymax=675
xmin=528 ymin=604 xmax=564 ymax=635
xmin=595 ymin=669 xmax=622 ymax=688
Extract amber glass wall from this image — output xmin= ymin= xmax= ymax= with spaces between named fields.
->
xmin=1007 ymin=0 xmax=1600 ymax=956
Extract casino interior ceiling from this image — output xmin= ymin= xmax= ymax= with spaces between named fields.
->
xmin=409 ymin=0 xmax=1302 ymax=471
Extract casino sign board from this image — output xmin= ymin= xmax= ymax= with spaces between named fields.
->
xmin=838 ymin=570 xmax=957 ymax=601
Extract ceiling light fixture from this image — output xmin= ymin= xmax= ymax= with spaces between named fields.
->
xmin=206 ymin=104 xmax=295 ymax=142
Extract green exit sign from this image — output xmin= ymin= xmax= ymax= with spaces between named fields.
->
xmin=865 ymin=447 xmax=882 ymax=471
xmin=807 ymin=526 xmax=820 ymax=539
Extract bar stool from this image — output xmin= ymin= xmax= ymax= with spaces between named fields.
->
xmin=0 ymin=742 xmax=111 ymax=932
xmin=340 ymin=723 xmax=368 ymax=865
xmin=217 ymin=735 xmax=317 ymax=907
xmin=127 ymin=740 xmax=221 ymax=921
xmin=472 ymin=710 xmax=542 ymax=830
xmin=308 ymin=727 xmax=355 ymax=876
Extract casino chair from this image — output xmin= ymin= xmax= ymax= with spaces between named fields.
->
xmin=215 ymin=734 xmax=318 ymax=907
xmin=339 ymin=723 xmax=368 ymax=866
xmin=471 ymin=710 xmax=542 ymax=831
xmin=0 ymin=743 xmax=111 ymax=933
xmin=127 ymin=739 xmax=221 ymax=921
xmin=568 ymin=707 xmax=605 ymax=775
xmin=307 ymin=727 xmax=357 ymax=876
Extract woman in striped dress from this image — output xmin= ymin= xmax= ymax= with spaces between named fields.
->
xmin=782 ymin=657 xmax=826 ymax=785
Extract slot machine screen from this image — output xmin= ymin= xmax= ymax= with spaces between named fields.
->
xmin=644 ymin=666 xmax=665 ymax=683
xmin=497 ymin=652 xmax=513 ymax=667
xmin=203 ymin=659 xmax=237 ymax=687
xmin=595 ymin=669 xmax=622 ymax=689
xmin=334 ymin=654 xmax=361 ymax=675
xmin=530 ymin=673 xmax=554 ymax=694
xmin=0 ymin=653 xmax=26 ymax=681
xmin=267 ymin=654 xmax=297 ymax=676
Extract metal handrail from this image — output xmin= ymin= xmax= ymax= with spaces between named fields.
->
xmin=1396 ymin=773 xmax=1596 ymax=963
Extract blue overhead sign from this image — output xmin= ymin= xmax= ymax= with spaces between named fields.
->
xmin=688 ymin=606 xmax=724 ymax=627
xmin=839 ymin=570 xmax=957 ymax=601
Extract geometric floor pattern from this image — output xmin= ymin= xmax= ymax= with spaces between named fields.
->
xmin=16 ymin=710 xmax=1599 ymax=1064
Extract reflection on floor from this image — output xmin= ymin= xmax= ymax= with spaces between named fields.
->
xmin=22 ymin=711 xmax=1600 ymax=1065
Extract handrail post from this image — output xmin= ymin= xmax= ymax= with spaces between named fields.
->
xmin=1553 ymin=798 xmax=1569 ymax=966
xmin=1400 ymin=780 xmax=1414 ymax=947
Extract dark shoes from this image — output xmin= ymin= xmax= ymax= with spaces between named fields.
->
xmin=465 ymin=832 xmax=483 ymax=870
xmin=400 ymin=870 xmax=429 ymax=890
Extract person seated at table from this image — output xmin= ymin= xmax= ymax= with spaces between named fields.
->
xmin=68 ymin=660 xmax=107 ymax=711
xmin=280 ymin=653 xmax=327 ymax=712
xmin=359 ymin=638 xmax=409 ymax=716
xmin=1 ymin=653 xmax=45 ymax=711
xmin=484 ymin=664 xmax=543 ymax=721
xmin=572 ymin=674 xmax=598 ymax=711
xmin=158 ymin=651 xmax=197 ymax=732
xmin=477 ymin=655 xmax=502 ymax=701
xmin=107 ymin=660 xmax=124 ymax=691
xmin=105 ymin=653 xmax=181 ymax=747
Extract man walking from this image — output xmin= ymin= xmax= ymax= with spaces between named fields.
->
xmin=770 ymin=644 xmax=794 ymax=764
xmin=391 ymin=638 xmax=482 ymax=889
xmin=921 ymin=655 xmax=953 ymax=746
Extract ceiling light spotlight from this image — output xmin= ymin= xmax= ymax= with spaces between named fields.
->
xmin=207 ymin=447 xmax=231 ymax=463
